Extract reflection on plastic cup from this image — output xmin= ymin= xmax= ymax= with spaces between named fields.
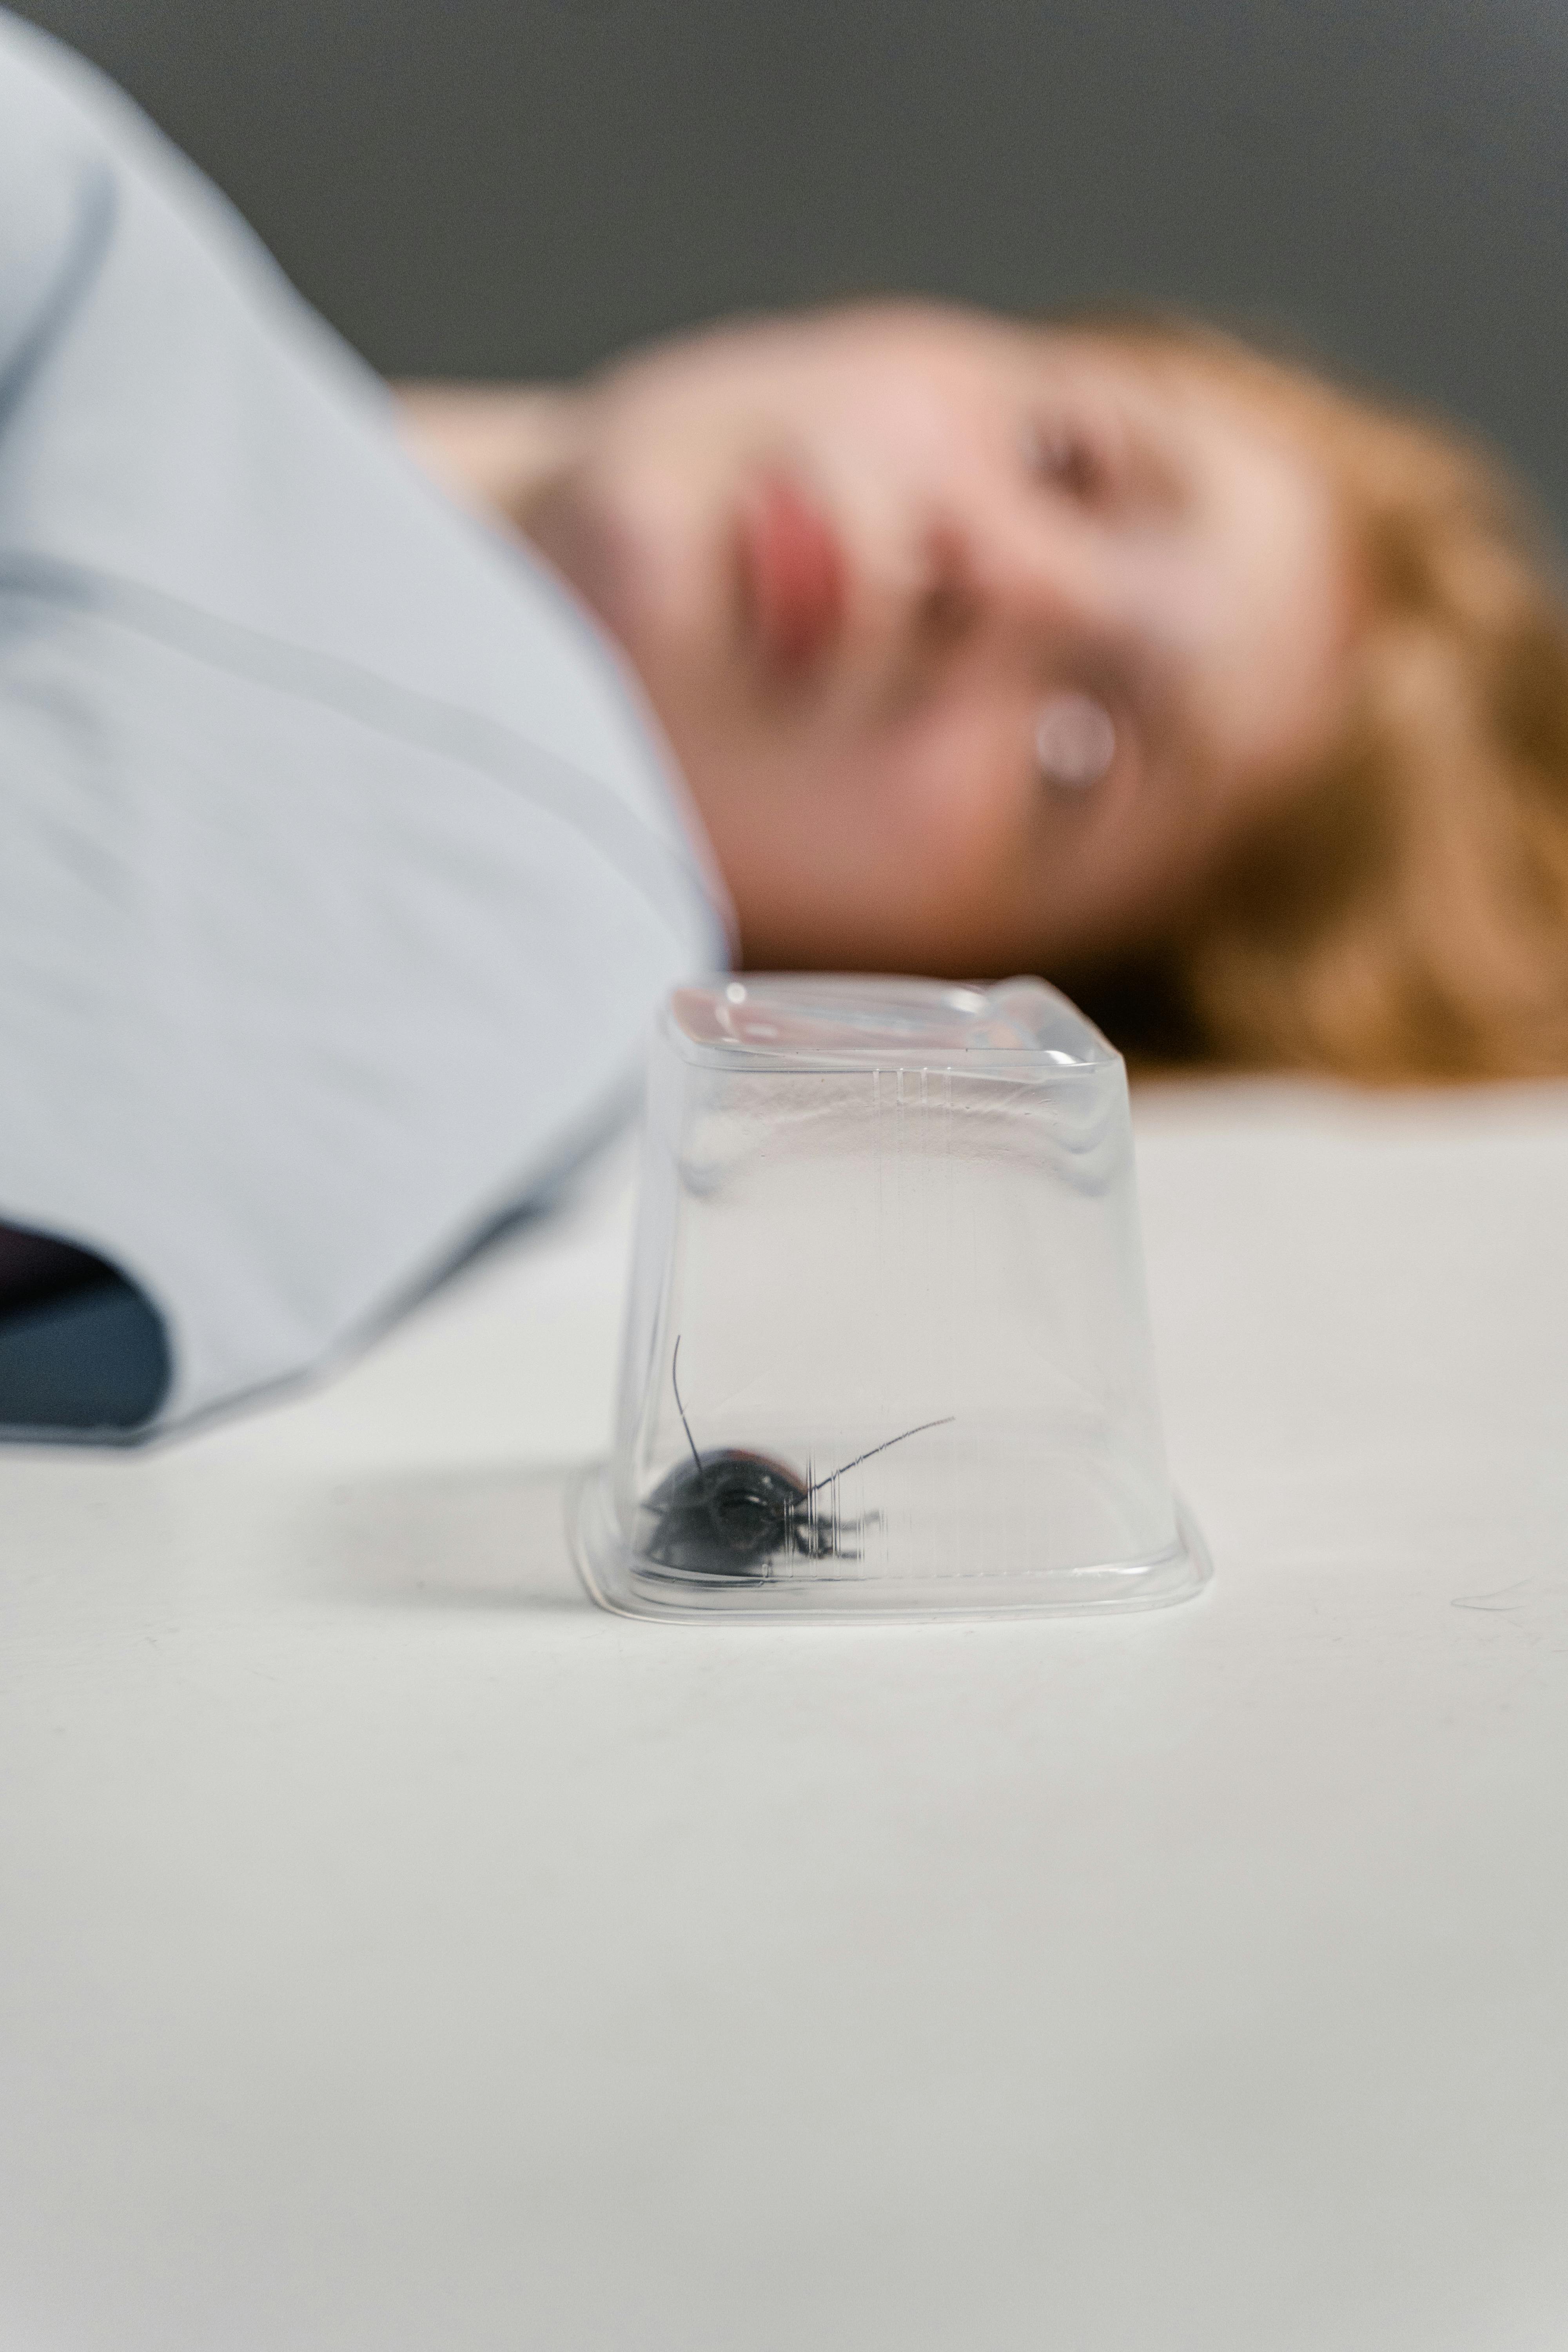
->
xmin=571 ymin=974 xmax=1209 ymax=1620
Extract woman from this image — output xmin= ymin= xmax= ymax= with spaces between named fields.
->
xmin=0 ymin=9 xmax=1561 ymax=1437
xmin=403 ymin=303 xmax=1568 ymax=1083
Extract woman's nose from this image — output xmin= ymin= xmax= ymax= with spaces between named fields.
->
xmin=952 ymin=497 xmax=1123 ymax=661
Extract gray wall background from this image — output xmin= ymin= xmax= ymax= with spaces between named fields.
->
xmin=11 ymin=0 xmax=1568 ymax=535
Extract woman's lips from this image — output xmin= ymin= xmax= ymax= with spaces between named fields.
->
xmin=736 ymin=471 xmax=848 ymax=678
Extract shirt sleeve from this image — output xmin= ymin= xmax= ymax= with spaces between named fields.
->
xmin=0 ymin=8 xmax=729 ymax=1437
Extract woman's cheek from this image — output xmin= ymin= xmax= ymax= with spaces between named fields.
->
xmin=882 ymin=717 xmax=1040 ymax=903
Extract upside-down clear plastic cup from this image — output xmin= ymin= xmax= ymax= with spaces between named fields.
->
xmin=572 ymin=974 xmax=1209 ymax=1620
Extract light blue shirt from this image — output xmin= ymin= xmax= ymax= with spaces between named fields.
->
xmin=0 ymin=9 xmax=726 ymax=1436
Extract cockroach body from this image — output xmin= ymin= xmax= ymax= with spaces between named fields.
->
xmin=640 ymin=1447 xmax=838 ymax=1575
xmin=639 ymin=1339 xmax=953 ymax=1581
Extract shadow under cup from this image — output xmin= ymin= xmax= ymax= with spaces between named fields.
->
xmin=572 ymin=974 xmax=1209 ymax=1620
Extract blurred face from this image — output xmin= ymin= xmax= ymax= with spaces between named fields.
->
xmin=524 ymin=302 xmax=1354 ymax=973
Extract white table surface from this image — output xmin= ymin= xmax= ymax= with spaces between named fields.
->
xmin=4 ymin=1079 xmax=1568 ymax=2352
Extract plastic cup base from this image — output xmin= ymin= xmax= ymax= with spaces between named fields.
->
xmin=569 ymin=1462 xmax=1212 ymax=1624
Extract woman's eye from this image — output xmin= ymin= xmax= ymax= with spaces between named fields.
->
xmin=1022 ymin=421 xmax=1108 ymax=505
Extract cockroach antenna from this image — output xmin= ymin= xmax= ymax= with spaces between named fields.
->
xmin=671 ymin=1334 xmax=728 ymax=1552
xmin=805 ymin=1415 xmax=955 ymax=1499
xmin=671 ymin=1335 xmax=704 ymax=1480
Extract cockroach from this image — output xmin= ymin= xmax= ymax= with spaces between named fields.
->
xmin=638 ymin=1338 xmax=953 ymax=1578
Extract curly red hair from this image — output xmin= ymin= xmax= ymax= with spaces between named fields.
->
xmin=1070 ymin=321 xmax=1568 ymax=1082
